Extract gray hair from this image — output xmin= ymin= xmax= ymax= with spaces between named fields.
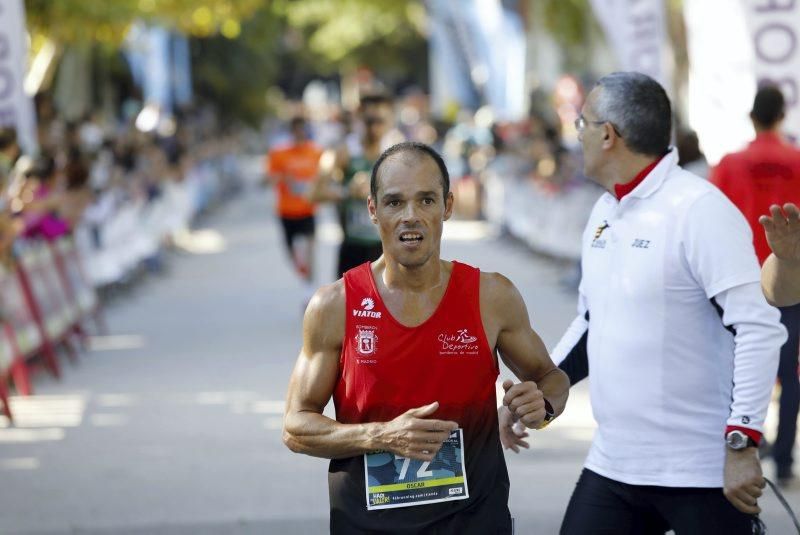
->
xmin=594 ymin=72 xmax=672 ymax=157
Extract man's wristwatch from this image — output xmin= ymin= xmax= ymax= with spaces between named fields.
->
xmin=725 ymin=430 xmax=758 ymax=450
xmin=537 ymin=399 xmax=556 ymax=429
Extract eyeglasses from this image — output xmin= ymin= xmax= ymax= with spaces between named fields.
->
xmin=575 ymin=115 xmax=623 ymax=138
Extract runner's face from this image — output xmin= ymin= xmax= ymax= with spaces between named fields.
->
xmin=369 ymin=155 xmax=453 ymax=269
xmin=291 ymin=123 xmax=307 ymax=142
xmin=362 ymin=103 xmax=393 ymax=142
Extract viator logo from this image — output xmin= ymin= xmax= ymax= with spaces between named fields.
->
xmin=353 ymin=297 xmax=381 ymax=318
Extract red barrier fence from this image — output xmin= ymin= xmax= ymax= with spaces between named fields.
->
xmin=0 ymin=237 xmax=105 ymax=422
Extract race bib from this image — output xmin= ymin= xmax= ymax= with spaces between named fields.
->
xmin=364 ymin=428 xmax=469 ymax=510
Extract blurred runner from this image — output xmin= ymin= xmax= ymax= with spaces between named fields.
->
xmin=284 ymin=141 xmax=569 ymax=533
xmin=312 ymin=93 xmax=403 ymax=277
xmin=266 ymin=116 xmax=321 ymax=295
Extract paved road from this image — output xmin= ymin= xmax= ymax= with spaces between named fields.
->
xmin=1 ymin=182 xmax=796 ymax=534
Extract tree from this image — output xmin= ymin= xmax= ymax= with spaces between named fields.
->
xmin=24 ymin=0 xmax=262 ymax=43
xmin=23 ymin=1 xmax=428 ymax=123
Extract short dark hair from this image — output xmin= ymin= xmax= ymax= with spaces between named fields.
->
xmin=594 ymin=72 xmax=672 ymax=157
xmin=289 ymin=116 xmax=306 ymax=129
xmin=751 ymin=85 xmax=785 ymax=128
xmin=370 ymin=142 xmax=450 ymax=200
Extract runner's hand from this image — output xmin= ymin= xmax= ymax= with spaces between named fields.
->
xmin=379 ymin=402 xmax=458 ymax=461
xmin=724 ymin=448 xmax=765 ymax=515
xmin=502 ymin=379 xmax=546 ymax=429
xmin=498 ymin=405 xmax=529 ymax=453
xmin=759 ymin=203 xmax=800 ymax=261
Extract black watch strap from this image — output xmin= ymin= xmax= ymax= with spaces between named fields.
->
xmin=538 ymin=399 xmax=556 ymax=429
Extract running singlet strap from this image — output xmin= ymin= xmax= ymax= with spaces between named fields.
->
xmin=329 ymin=261 xmax=511 ymax=534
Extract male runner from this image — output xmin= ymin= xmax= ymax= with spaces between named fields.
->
xmin=284 ymin=141 xmax=569 ymax=533
xmin=312 ymin=93 xmax=401 ymax=277
xmin=267 ymin=116 xmax=321 ymax=287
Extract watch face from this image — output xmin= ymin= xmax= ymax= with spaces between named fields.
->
xmin=727 ymin=431 xmax=746 ymax=449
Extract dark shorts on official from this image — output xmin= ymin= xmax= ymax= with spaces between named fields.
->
xmin=561 ymin=469 xmax=759 ymax=535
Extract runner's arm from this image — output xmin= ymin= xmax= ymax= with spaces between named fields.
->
xmin=283 ymin=283 xmax=457 ymax=460
xmin=308 ymin=146 xmax=347 ymax=203
xmin=265 ymin=152 xmax=286 ymax=186
xmin=484 ymin=273 xmax=569 ymax=418
xmin=283 ymin=283 xmax=377 ymax=459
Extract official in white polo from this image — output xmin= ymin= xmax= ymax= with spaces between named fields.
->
xmin=500 ymin=72 xmax=787 ymax=534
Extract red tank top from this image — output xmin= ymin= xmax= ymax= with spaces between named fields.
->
xmin=329 ymin=261 xmax=511 ymax=533
xmin=335 ymin=260 xmax=497 ymax=424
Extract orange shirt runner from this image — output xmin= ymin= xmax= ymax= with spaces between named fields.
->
xmin=267 ymin=141 xmax=322 ymax=219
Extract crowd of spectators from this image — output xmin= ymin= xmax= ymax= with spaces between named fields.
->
xmin=0 ymin=99 xmax=244 ymax=291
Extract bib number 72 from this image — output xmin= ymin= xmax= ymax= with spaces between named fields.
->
xmin=395 ymin=455 xmax=433 ymax=480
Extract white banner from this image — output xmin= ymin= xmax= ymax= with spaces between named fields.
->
xmin=0 ymin=0 xmax=37 ymax=154
xmin=684 ymin=0 xmax=800 ymax=165
xmin=684 ymin=0 xmax=755 ymax=165
xmin=741 ymin=0 xmax=800 ymax=144
xmin=588 ymin=0 xmax=671 ymax=91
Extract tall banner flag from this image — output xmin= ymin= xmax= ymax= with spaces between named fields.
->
xmin=741 ymin=0 xmax=800 ymax=144
xmin=0 ymin=0 xmax=38 ymax=154
xmin=588 ymin=0 xmax=671 ymax=91
xmin=683 ymin=0 xmax=754 ymax=165
xmin=428 ymin=0 xmax=526 ymax=120
xmin=684 ymin=0 xmax=800 ymax=165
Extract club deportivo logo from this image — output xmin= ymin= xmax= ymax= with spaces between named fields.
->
xmin=353 ymin=297 xmax=382 ymax=318
xmin=455 ymin=329 xmax=477 ymax=343
xmin=355 ymin=325 xmax=378 ymax=355
xmin=438 ymin=328 xmax=479 ymax=355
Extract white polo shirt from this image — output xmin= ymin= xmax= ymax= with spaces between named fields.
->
xmin=552 ymin=149 xmax=786 ymax=487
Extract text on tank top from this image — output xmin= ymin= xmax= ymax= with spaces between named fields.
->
xmin=329 ymin=261 xmax=509 ymax=530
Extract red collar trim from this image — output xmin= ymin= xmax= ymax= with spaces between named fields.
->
xmin=614 ymin=155 xmax=666 ymax=200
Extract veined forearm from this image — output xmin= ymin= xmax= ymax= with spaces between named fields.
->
xmin=283 ymin=411 xmax=380 ymax=459
xmin=762 ymin=253 xmax=800 ymax=306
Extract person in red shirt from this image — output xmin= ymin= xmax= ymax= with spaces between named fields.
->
xmin=711 ymin=86 xmax=800 ymax=487
xmin=282 ymin=142 xmax=569 ymax=533
xmin=267 ymin=117 xmax=322 ymax=288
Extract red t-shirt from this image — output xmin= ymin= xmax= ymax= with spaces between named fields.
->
xmin=711 ymin=132 xmax=800 ymax=264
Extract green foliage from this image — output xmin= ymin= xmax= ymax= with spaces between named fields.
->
xmin=274 ymin=0 xmax=425 ymax=65
xmin=541 ymin=0 xmax=590 ymax=48
xmin=191 ymin=10 xmax=285 ymax=125
xmin=23 ymin=0 xmax=427 ymax=123
xmin=24 ymin=0 xmax=262 ymax=42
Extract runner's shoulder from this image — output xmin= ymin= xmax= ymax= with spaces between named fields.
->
xmin=479 ymin=271 xmax=526 ymax=317
xmin=479 ymin=271 xmax=519 ymax=299
xmin=304 ymin=280 xmax=346 ymax=330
